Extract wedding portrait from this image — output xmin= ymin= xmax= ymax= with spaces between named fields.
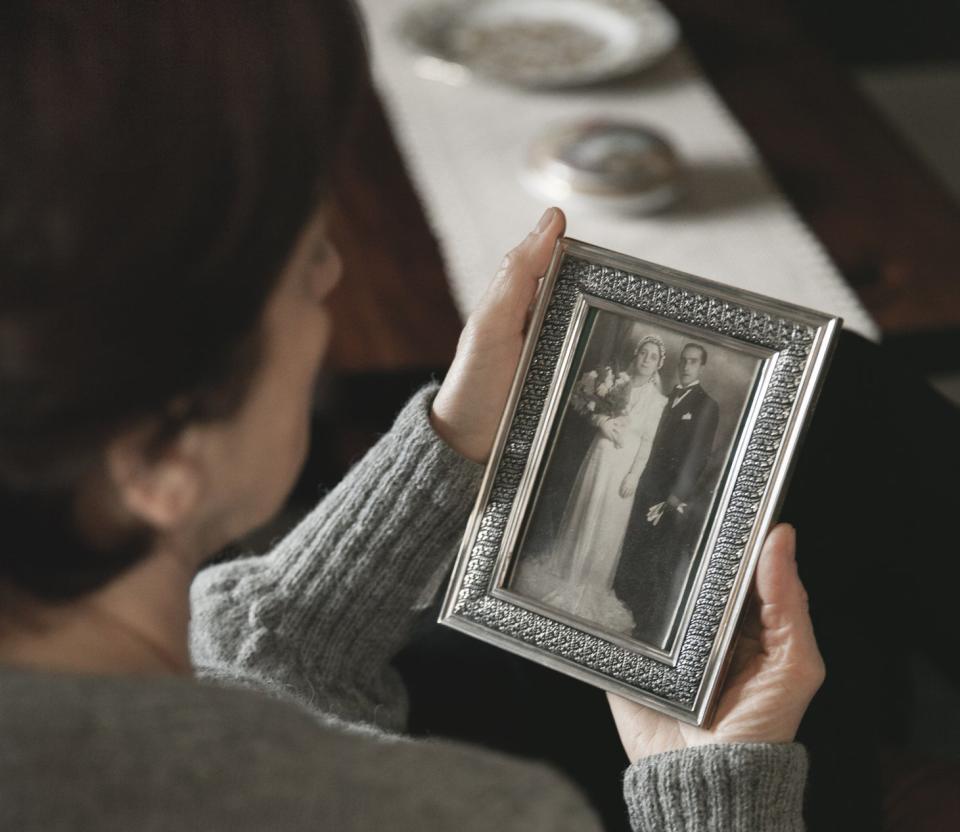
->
xmin=507 ymin=304 xmax=762 ymax=651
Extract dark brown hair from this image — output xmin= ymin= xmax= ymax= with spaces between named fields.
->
xmin=681 ymin=343 xmax=708 ymax=365
xmin=0 ymin=1 xmax=367 ymax=600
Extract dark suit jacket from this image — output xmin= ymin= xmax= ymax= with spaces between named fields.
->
xmin=614 ymin=383 xmax=720 ymax=646
xmin=639 ymin=383 xmax=719 ymax=504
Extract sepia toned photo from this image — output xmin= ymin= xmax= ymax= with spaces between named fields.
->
xmin=507 ymin=304 xmax=762 ymax=652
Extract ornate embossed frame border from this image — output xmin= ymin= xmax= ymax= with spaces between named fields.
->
xmin=439 ymin=238 xmax=840 ymax=725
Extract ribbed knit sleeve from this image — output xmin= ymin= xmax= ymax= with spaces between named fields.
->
xmin=189 ymin=384 xmax=483 ymax=730
xmin=623 ymin=743 xmax=808 ymax=831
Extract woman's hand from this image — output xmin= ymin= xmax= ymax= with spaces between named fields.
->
xmin=608 ymin=524 xmax=824 ymax=763
xmin=619 ymin=473 xmax=639 ymax=499
xmin=431 ymin=208 xmax=566 ymax=463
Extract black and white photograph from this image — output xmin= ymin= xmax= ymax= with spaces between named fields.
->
xmin=507 ymin=304 xmax=762 ymax=651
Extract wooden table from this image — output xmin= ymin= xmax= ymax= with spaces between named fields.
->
xmin=666 ymin=0 xmax=960 ymax=338
xmin=326 ymin=1 xmax=960 ymax=376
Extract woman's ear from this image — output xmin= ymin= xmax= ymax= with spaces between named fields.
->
xmin=105 ymin=426 xmax=205 ymax=532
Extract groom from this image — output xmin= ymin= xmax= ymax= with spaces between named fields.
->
xmin=613 ymin=342 xmax=719 ymax=647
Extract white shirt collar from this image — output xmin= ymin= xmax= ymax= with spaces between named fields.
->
xmin=671 ymin=381 xmax=700 ymax=408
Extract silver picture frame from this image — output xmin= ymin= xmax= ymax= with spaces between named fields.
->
xmin=439 ymin=238 xmax=841 ymax=726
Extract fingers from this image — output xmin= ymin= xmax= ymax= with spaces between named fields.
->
xmin=475 ymin=207 xmax=566 ymax=330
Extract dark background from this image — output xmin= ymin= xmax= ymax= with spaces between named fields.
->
xmin=789 ymin=0 xmax=959 ymax=65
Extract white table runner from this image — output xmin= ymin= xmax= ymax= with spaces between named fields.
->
xmin=358 ymin=0 xmax=879 ymax=340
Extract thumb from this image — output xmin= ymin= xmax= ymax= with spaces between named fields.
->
xmin=755 ymin=524 xmax=821 ymax=664
xmin=474 ymin=207 xmax=565 ymax=331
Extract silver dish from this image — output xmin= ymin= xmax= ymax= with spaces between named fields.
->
xmin=397 ymin=0 xmax=680 ymax=88
xmin=523 ymin=119 xmax=682 ymax=213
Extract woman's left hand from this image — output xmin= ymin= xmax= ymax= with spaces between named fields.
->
xmin=607 ymin=524 xmax=824 ymax=763
xmin=431 ymin=208 xmax=566 ymax=463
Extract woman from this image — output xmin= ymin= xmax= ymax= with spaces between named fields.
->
xmin=530 ymin=335 xmax=668 ymax=632
xmin=0 ymin=2 xmax=823 ymax=830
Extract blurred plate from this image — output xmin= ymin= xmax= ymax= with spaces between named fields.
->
xmin=397 ymin=0 xmax=679 ymax=88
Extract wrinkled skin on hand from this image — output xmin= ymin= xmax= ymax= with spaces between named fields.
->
xmin=608 ymin=524 xmax=825 ymax=762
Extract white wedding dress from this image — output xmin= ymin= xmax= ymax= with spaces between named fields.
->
xmin=530 ymin=377 xmax=667 ymax=634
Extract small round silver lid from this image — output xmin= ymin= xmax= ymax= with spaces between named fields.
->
xmin=523 ymin=119 xmax=682 ymax=213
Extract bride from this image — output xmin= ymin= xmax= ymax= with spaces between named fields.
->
xmin=538 ymin=334 xmax=668 ymax=633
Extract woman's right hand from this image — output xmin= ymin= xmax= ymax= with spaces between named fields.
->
xmin=431 ymin=208 xmax=566 ymax=463
xmin=619 ymin=474 xmax=638 ymax=498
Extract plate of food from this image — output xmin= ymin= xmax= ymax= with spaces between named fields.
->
xmin=397 ymin=0 xmax=679 ymax=88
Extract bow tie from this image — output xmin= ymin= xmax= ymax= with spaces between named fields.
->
xmin=671 ymin=386 xmax=695 ymax=406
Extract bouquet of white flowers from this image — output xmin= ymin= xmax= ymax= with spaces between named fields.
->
xmin=569 ymin=366 xmax=632 ymax=419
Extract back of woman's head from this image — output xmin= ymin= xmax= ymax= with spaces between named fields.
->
xmin=0 ymin=0 xmax=367 ymax=600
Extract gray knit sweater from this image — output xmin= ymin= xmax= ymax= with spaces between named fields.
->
xmin=0 ymin=386 xmax=807 ymax=830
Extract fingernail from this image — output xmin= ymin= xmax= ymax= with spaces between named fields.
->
xmin=535 ymin=207 xmax=555 ymax=233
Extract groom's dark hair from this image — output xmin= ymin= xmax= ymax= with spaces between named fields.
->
xmin=682 ymin=343 xmax=709 ymax=365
